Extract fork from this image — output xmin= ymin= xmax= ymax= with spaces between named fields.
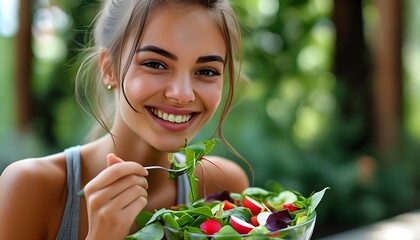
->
xmin=78 ymin=165 xmax=190 ymax=197
xmin=144 ymin=165 xmax=190 ymax=176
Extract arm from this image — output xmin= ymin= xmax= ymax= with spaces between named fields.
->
xmin=0 ymin=154 xmax=150 ymax=240
xmin=196 ymin=156 xmax=249 ymax=197
xmin=0 ymin=159 xmax=55 ymax=239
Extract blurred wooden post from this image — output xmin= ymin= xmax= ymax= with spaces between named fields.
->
xmin=16 ymin=0 xmax=33 ymax=130
xmin=372 ymin=0 xmax=402 ymax=161
xmin=332 ymin=0 xmax=373 ymax=150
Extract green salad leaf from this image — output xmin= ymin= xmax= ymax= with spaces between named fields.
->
xmin=125 ymin=222 xmax=164 ymax=240
xmin=308 ymin=187 xmax=330 ymax=215
xmin=169 ymin=138 xmax=217 ymax=202
xmin=214 ymin=225 xmax=241 ymax=239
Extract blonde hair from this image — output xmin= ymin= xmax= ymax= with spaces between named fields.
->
xmin=75 ymin=0 xmax=247 ymax=161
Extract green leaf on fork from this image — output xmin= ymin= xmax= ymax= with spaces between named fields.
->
xmin=168 ymin=138 xmax=217 ymax=203
xmin=78 ymin=139 xmax=217 ymax=199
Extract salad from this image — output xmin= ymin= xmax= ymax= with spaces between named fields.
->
xmin=125 ymin=139 xmax=329 ymax=239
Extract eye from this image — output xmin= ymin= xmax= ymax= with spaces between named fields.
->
xmin=142 ymin=61 xmax=167 ymax=70
xmin=195 ymin=68 xmax=221 ymax=77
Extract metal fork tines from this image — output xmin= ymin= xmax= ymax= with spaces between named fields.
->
xmin=145 ymin=165 xmax=190 ymax=176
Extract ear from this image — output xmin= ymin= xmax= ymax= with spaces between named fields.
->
xmin=99 ymin=48 xmax=117 ymax=89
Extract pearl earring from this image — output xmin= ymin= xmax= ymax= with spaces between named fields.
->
xmin=107 ymin=84 xmax=112 ymax=90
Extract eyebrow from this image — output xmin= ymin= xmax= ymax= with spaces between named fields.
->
xmin=137 ymin=45 xmax=178 ymax=61
xmin=197 ymin=55 xmax=225 ymax=64
xmin=137 ymin=45 xmax=225 ymax=64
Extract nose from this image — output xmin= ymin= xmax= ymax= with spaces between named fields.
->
xmin=165 ymin=73 xmax=195 ymax=104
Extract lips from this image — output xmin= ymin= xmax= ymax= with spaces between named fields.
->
xmin=149 ymin=107 xmax=193 ymax=124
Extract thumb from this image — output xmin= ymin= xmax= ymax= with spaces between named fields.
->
xmin=107 ymin=153 xmax=124 ymax=167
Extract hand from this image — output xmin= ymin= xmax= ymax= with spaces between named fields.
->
xmin=84 ymin=154 xmax=149 ymax=240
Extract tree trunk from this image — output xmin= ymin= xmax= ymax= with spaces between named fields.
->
xmin=332 ymin=0 xmax=373 ymax=152
xmin=372 ymin=0 xmax=403 ymax=161
xmin=16 ymin=0 xmax=33 ymax=130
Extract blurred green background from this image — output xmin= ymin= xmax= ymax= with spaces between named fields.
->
xmin=1 ymin=0 xmax=420 ymax=238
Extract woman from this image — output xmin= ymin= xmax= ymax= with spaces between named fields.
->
xmin=0 ymin=0 xmax=249 ymax=239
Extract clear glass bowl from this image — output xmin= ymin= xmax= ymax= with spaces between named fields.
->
xmin=164 ymin=212 xmax=316 ymax=240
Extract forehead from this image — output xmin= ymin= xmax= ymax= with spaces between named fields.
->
xmin=137 ymin=5 xmax=226 ymax=57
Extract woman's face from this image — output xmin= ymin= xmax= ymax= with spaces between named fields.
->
xmin=114 ymin=5 xmax=226 ymax=152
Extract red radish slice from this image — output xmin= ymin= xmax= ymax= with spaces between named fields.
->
xmin=222 ymin=200 xmax=235 ymax=210
xmin=200 ymin=219 xmax=222 ymax=235
xmin=230 ymin=215 xmax=255 ymax=234
xmin=283 ymin=202 xmax=299 ymax=212
xmin=243 ymin=196 xmax=264 ymax=215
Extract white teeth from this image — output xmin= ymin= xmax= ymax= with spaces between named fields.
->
xmin=168 ymin=114 xmax=175 ymax=122
xmin=151 ymin=108 xmax=192 ymax=123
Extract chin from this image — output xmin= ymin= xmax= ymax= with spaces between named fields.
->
xmin=152 ymin=138 xmax=189 ymax=153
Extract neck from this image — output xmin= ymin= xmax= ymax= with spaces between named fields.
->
xmin=97 ymin=134 xmax=171 ymax=167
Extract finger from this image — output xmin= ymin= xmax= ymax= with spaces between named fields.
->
xmin=85 ymin=156 xmax=148 ymax=193
xmin=120 ymin=196 xmax=148 ymax=220
xmin=106 ymin=154 xmax=149 ymax=178
xmin=85 ymin=176 xmax=148 ymax=214
xmin=107 ymin=153 xmax=124 ymax=167
xmin=112 ymin=184 xmax=148 ymax=210
xmin=90 ymin=175 xmax=148 ymax=201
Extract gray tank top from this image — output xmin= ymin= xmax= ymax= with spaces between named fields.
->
xmin=56 ymin=146 xmax=191 ymax=240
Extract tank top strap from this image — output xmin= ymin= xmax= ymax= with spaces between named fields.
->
xmin=56 ymin=146 xmax=82 ymax=240
xmin=174 ymin=153 xmax=191 ymax=205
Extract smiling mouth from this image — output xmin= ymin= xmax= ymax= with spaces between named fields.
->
xmin=149 ymin=107 xmax=193 ymax=123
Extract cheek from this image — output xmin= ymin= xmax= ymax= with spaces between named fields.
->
xmin=199 ymin=81 xmax=224 ymax=111
xmin=122 ymin=74 xmax=160 ymax=103
xmin=121 ymin=81 xmax=143 ymax=110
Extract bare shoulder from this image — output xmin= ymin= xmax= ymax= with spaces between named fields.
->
xmin=0 ymin=152 xmax=67 ymax=238
xmin=196 ymin=155 xmax=250 ymax=196
xmin=0 ymin=153 xmax=67 ymax=192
